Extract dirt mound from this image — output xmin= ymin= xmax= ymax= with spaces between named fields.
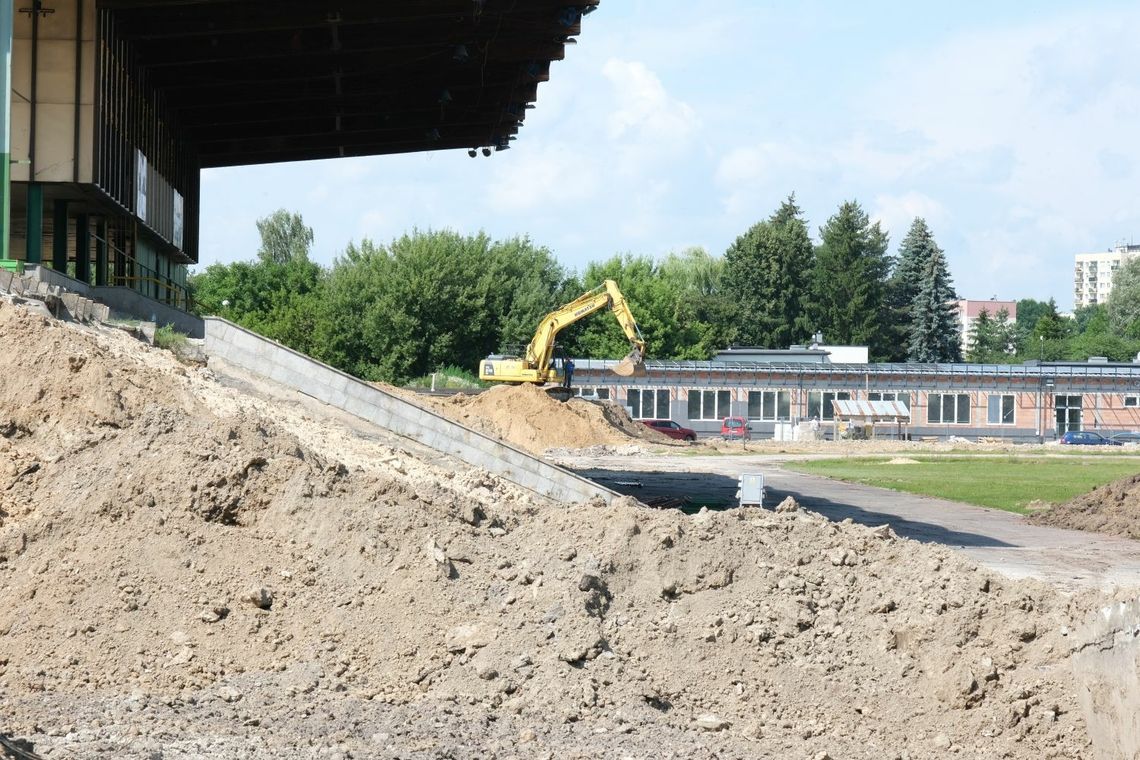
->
xmin=1030 ymin=472 xmax=1140 ymax=539
xmin=0 ymin=299 xmax=1113 ymax=757
xmin=424 ymin=383 xmax=674 ymax=454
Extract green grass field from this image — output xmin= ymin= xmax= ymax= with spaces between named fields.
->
xmin=785 ymin=456 xmax=1140 ymax=514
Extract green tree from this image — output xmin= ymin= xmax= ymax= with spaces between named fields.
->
xmin=888 ymin=218 xmax=953 ymax=361
xmin=256 ymin=209 xmax=315 ymax=265
xmin=723 ymin=194 xmax=814 ymax=349
xmin=906 ymin=246 xmax=961 ymax=362
xmin=1108 ymin=257 xmax=1140 ymax=337
xmin=563 ymin=254 xmax=677 ymax=361
xmin=659 ymin=247 xmax=736 ymax=359
xmin=965 ymin=307 xmax=1016 ymax=363
xmin=1073 ymin=304 xmax=1110 ymax=335
xmin=190 ymin=210 xmax=324 ymax=354
xmin=1032 ymin=298 xmax=1072 ymax=341
xmin=1063 ymin=332 xmax=1138 ymax=362
xmin=1015 ymin=298 xmax=1052 ymax=337
xmin=312 ymin=230 xmax=568 ymax=383
xmin=810 ymin=200 xmax=891 ymax=357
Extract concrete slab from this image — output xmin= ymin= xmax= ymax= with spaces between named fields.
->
xmin=202 ymin=316 xmax=617 ymax=504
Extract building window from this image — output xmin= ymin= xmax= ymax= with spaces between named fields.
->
xmin=687 ymin=389 xmax=731 ymax=421
xmin=807 ymin=390 xmax=850 ymax=421
xmin=1056 ymin=395 xmax=1082 ymax=435
xmin=747 ymin=390 xmax=791 ymax=421
xmin=868 ymin=391 xmax=911 ymax=409
xmin=1125 ymin=395 xmax=1139 ymax=408
xmin=928 ymin=393 xmax=970 ymax=424
xmin=987 ymin=394 xmax=1015 ymax=425
xmin=627 ymin=389 xmax=670 ymax=419
xmin=573 ymin=387 xmax=610 ymax=400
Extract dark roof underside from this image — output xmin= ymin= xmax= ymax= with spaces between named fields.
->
xmin=102 ymin=0 xmax=598 ymax=168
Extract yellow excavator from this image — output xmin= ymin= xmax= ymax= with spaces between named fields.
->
xmin=478 ymin=279 xmax=647 ymax=398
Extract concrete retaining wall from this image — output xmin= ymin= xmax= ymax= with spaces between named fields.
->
xmin=25 ymin=265 xmax=91 ymax=296
xmin=202 ymin=317 xmax=617 ymax=505
xmin=90 ymin=286 xmax=204 ymax=338
xmin=1073 ymin=597 xmax=1140 ymax=760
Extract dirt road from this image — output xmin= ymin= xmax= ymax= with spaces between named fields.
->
xmin=557 ymin=452 xmax=1140 ymax=592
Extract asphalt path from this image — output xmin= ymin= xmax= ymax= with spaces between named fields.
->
xmin=557 ymin=453 xmax=1140 ymax=593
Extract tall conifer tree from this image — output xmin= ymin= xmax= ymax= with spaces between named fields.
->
xmin=810 ymin=201 xmax=890 ymax=356
xmin=723 ymin=194 xmax=814 ymax=348
xmin=907 ymin=246 xmax=961 ymax=362
xmin=885 ymin=218 xmax=939 ymax=360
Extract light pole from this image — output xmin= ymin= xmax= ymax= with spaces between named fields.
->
xmin=1037 ymin=335 xmax=1044 ymax=443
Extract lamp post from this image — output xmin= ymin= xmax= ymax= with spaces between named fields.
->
xmin=1037 ymin=335 xmax=1045 ymax=444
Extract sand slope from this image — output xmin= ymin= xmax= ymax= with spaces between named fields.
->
xmin=0 ymin=300 xmax=1110 ymax=758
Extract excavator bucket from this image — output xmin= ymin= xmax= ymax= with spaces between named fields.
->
xmin=612 ymin=348 xmax=647 ymax=378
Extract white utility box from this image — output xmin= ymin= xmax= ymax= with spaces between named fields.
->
xmin=737 ymin=473 xmax=765 ymax=507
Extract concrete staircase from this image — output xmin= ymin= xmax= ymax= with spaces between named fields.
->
xmin=0 ymin=267 xmax=111 ymax=324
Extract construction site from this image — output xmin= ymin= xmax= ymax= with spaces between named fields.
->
xmin=1 ymin=2 xmax=1140 ymax=759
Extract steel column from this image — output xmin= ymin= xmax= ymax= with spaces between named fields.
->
xmin=0 ymin=0 xmax=13 ymax=270
xmin=75 ymin=214 xmax=90 ymax=283
xmin=25 ymin=182 xmax=42 ymax=263
xmin=52 ymin=199 xmax=68 ymax=270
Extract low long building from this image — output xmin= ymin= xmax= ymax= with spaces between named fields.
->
xmin=571 ymin=357 xmax=1140 ymax=442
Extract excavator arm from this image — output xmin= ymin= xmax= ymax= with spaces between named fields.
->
xmin=479 ymin=279 xmax=647 ymax=385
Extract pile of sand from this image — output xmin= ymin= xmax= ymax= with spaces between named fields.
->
xmin=1031 ymin=472 xmax=1140 ymax=540
xmin=0 ymin=299 xmax=1113 ymax=757
xmin=421 ymin=383 xmax=674 ymax=454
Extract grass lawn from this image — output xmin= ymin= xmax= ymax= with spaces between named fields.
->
xmin=785 ymin=456 xmax=1140 ymax=514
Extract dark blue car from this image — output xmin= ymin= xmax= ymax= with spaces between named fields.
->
xmin=1059 ymin=431 xmax=1122 ymax=446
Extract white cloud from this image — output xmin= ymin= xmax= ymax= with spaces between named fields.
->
xmin=484 ymin=142 xmax=599 ymax=213
xmin=870 ymin=192 xmax=947 ymax=240
xmin=601 ymin=59 xmax=699 ymax=144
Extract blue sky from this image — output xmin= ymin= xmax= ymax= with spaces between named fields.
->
xmin=198 ymin=1 xmax=1140 ymax=311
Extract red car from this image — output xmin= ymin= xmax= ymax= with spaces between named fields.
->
xmin=720 ymin=416 xmax=752 ymax=440
xmin=641 ymin=419 xmax=697 ymax=441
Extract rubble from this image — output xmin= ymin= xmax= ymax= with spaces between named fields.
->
xmin=0 ymin=298 xmax=1120 ymax=758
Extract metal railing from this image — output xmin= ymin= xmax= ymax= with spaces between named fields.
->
xmin=92 ymin=232 xmax=195 ymax=312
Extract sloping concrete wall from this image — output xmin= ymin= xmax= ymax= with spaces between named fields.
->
xmin=202 ymin=317 xmax=617 ymax=505
xmin=90 ymin=286 xmax=204 ymax=338
xmin=1073 ymin=597 xmax=1140 ymax=760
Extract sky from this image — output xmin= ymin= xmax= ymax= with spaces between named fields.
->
xmin=198 ymin=1 xmax=1140 ymax=312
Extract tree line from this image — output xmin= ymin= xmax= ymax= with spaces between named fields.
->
xmin=190 ymin=204 xmax=1140 ymax=385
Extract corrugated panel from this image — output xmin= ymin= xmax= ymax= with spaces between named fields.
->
xmin=832 ymin=399 xmax=911 ymax=420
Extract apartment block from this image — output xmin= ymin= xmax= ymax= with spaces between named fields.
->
xmin=1074 ymin=244 xmax=1140 ymax=308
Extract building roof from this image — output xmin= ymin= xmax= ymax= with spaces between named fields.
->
xmin=103 ymin=0 xmax=598 ymax=168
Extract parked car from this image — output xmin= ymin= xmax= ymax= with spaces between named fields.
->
xmin=641 ymin=419 xmax=697 ymax=441
xmin=1110 ymin=431 xmax=1140 ymax=445
xmin=720 ymin=416 xmax=752 ymax=440
xmin=1058 ymin=431 xmax=1122 ymax=446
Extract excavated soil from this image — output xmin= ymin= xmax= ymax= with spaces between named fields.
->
xmin=416 ymin=383 xmax=675 ymax=455
xmin=1031 ymin=473 xmax=1140 ymax=540
xmin=0 ymin=298 xmax=1121 ymax=758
